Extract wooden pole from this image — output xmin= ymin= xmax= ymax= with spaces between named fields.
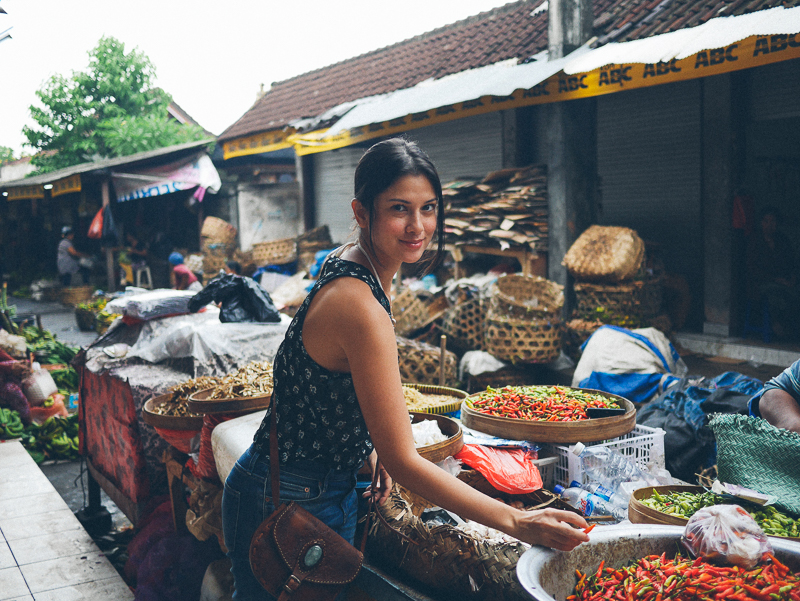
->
xmin=101 ymin=181 xmax=115 ymax=292
xmin=439 ymin=334 xmax=447 ymax=386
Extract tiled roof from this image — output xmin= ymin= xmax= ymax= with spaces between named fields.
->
xmin=219 ymin=0 xmax=800 ymax=142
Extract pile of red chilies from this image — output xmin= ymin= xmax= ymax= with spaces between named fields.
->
xmin=468 ymin=386 xmax=616 ymax=421
xmin=570 ymin=553 xmax=799 ymax=601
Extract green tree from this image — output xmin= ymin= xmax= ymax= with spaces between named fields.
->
xmin=0 ymin=146 xmax=15 ymax=165
xmin=23 ymin=36 xmax=207 ymax=174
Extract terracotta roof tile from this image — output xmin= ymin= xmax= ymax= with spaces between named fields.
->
xmin=219 ymin=0 xmax=800 ymax=141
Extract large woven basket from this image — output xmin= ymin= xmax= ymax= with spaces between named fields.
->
xmin=485 ymin=312 xmax=562 ymax=364
xmin=75 ymin=306 xmax=97 ymax=331
xmin=489 ymin=274 xmax=564 ymax=319
xmin=367 ymin=487 xmax=530 ymax=601
xmin=442 ymin=297 xmax=486 ymax=351
xmin=574 ymin=276 xmax=663 ymax=319
xmin=397 ymin=335 xmax=457 ymax=387
xmin=60 ymin=285 xmax=94 ymax=306
xmin=200 ymin=216 xmax=237 ymax=246
xmin=563 ymin=318 xmax=605 ymax=359
xmin=296 ymin=225 xmax=333 ymax=253
xmin=563 ymin=225 xmax=645 ymax=282
xmin=393 ymin=290 xmax=449 ymax=338
xmin=710 ymin=414 xmax=800 ymax=516
xmin=251 ymin=237 xmax=297 ymax=266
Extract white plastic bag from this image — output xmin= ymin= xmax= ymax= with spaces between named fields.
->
xmin=681 ymin=505 xmax=772 ymax=568
xmin=22 ymin=367 xmax=58 ymax=406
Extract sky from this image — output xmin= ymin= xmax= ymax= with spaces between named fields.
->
xmin=0 ymin=0 xmax=516 ymax=156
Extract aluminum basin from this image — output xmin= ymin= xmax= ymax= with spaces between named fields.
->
xmin=517 ymin=524 xmax=800 ymax=601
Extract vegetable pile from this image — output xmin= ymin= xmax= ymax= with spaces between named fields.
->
xmin=21 ymin=326 xmax=79 ymax=365
xmin=571 ymin=552 xmax=800 ymax=601
xmin=465 ymin=385 xmax=619 ymax=421
xmin=0 ymin=409 xmax=79 ymax=463
xmin=641 ymin=490 xmax=800 ymax=538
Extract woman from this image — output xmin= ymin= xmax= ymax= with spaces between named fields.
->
xmin=168 ymin=252 xmax=202 ymax=291
xmin=221 ymin=139 xmax=588 ymax=599
xmin=57 ymin=226 xmax=91 ymax=286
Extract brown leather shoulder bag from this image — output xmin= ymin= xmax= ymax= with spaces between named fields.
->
xmin=248 ymin=402 xmax=363 ymax=601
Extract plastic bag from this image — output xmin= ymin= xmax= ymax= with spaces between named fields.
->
xmin=29 ymin=394 xmax=68 ymax=424
xmin=453 ymin=443 xmax=542 ymax=494
xmin=22 ymin=367 xmax=58 ymax=406
xmin=681 ymin=504 xmax=773 ymax=569
xmin=87 ymin=208 xmax=104 ymax=239
xmin=101 ymin=204 xmax=120 ymax=246
xmin=188 ymin=274 xmax=281 ymax=323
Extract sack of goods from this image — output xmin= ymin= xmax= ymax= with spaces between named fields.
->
xmin=562 ymin=225 xmax=645 ymax=283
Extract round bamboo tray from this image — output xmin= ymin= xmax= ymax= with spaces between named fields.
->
xmin=142 ymin=393 xmax=205 ymax=430
xmin=461 ymin=387 xmax=635 ymax=444
xmin=404 ymin=383 xmax=467 ymax=415
xmin=187 ymin=387 xmax=272 ymax=415
xmin=629 ymin=485 xmax=800 ymax=542
xmin=411 ymin=411 xmax=463 ymax=463
xmin=628 ymin=485 xmax=704 ymax=526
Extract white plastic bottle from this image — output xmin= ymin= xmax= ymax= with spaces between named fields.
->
xmin=571 ymin=442 xmax=656 ymax=491
xmin=553 ymin=485 xmax=627 ymax=521
xmin=569 ymin=480 xmax=628 ymax=510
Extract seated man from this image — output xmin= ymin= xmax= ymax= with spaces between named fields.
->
xmin=749 ymin=359 xmax=800 ymax=434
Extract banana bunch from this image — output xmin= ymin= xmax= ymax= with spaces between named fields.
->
xmin=21 ymin=414 xmax=80 ymax=463
xmin=0 ymin=407 xmax=25 ymax=439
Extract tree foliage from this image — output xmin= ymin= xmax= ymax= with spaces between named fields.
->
xmin=0 ymin=146 xmax=15 ymax=165
xmin=23 ymin=36 xmax=208 ymax=174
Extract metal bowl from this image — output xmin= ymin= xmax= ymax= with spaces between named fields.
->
xmin=516 ymin=524 xmax=800 ymax=601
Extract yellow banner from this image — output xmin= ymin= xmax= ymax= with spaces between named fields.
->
xmin=50 ymin=174 xmax=81 ymax=197
xmin=222 ymin=129 xmax=294 ymax=160
xmin=6 ymin=185 xmax=44 ymax=201
xmin=289 ymin=33 xmax=800 ymax=156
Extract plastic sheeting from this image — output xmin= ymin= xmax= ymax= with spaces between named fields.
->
xmin=83 ymin=310 xmax=291 ymax=378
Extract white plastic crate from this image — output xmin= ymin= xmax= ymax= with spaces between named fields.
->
xmin=532 ymin=456 xmax=558 ymax=490
xmin=540 ymin=424 xmax=666 ymax=489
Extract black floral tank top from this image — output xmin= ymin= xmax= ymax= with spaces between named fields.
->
xmin=251 ymin=256 xmax=391 ymax=470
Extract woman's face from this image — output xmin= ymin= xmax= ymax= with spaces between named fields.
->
xmin=355 ymin=174 xmax=438 ymax=267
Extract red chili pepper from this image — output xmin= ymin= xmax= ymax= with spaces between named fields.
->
xmin=583 ymin=524 xmax=596 ymax=534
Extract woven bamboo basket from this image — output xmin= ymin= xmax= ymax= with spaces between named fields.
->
xmin=563 ymin=318 xmax=605 ymax=359
xmin=489 ymin=274 xmax=564 ymax=319
xmin=484 ymin=313 xmax=562 ymax=364
xmin=574 ymin=276 xmax=663 ymax=319
xmin=441 ymin=297 xmax=486 ymax=351
xmin=393 ymin=290 xmax=449 ymax=338
xmin=200 ymin=216 xmax=237 ymax=246
xmin=75 ymin=307 xmax=97 ymax=331
xmin=251 ymin=238 xmax=297 ymax=266
xmin=563 ymin=225 xmax=645 ymax=282
xmin=367 ymin=487 xmax=531 ymax=601
xmin=60 ymin=285 xmax=94 ymax=306
xmin=296 ymin=225 xmax=333 ymax=254
xmin=202 ymin=254 xmax=228 ymax=276
xmin=397 ymin=335 xmax=457 ymax=387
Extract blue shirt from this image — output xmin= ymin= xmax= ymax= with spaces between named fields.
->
xmin=749 ymin=359 xmax=800 ymax=418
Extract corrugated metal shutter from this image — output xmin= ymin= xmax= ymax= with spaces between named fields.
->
xmin=313 ymin=146 xmax=364 ymax=244
xmin=313 ymin=112 xmax=504 ymax=243
xmin=597 ymin=80 xmax=702 ymax=289
xmin=405 ymin=112 xmax=504 ymax=182
xmin=749 ymin=58 xmax=800 ymax=121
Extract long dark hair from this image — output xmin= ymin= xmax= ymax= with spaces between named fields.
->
xmin=353 ymin=138 xmax=445 ymax=274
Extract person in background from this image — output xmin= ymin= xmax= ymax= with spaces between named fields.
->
xmin=168 ymin=252 xmax=202 ymax=291
xmin=224 ymin=260 xmax=242 ymax=276
xmin=749 ymin=359 xmax=800 ymax=434
xmin=57 ymin=226 xmax=91 ymax=286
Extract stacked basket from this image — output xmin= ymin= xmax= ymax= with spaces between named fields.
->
xmin=563 ymin=225 xmax=664 ymax=347
xmin=484 ymin=274 xmax=564 ymax=364
xmin=201 ymin=216 xmax=238 ymax=276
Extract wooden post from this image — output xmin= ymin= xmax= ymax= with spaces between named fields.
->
xmin=101 ymin=181 xmax=115 ymax=292
xmin=439 ymin=334 xmax=447 ymax=386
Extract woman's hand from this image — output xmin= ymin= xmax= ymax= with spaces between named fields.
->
xmin=512 ymin=508 xmax=590 ymax=551
xmin=362 ymin=460 xmax=393 ymax=506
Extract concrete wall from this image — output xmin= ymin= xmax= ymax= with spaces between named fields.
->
xmin=236 ymin=182 xmax=301 ymax=251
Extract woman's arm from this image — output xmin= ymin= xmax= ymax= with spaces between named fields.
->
xmin=335 ymin=284 xmax=589 ymax=551
xmin=759 ymin=388 xmax=800 ymax=434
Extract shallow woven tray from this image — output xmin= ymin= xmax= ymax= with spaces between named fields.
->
xmin=142 ymin=393 xmax=204 ymax=430
xmin=187 ymin=387 xmax=272 ymax=415
xmin=411 ymin=411 xmax=463 ymax=463
xmin=404 ymin=383 xmax=467 ymax=415
xmin=461 ymin=388 xmax=635 ymax=444
xmin=200 ymin=216 xmax=237 ymax=246
xmin=563 ymin=225 xmax=645 ymax=282
xmin=629 ymin=485 xmax=800 ymax=542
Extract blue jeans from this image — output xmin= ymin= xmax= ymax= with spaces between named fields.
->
xmin=221 ymin=444 xmax=360 ymax=601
